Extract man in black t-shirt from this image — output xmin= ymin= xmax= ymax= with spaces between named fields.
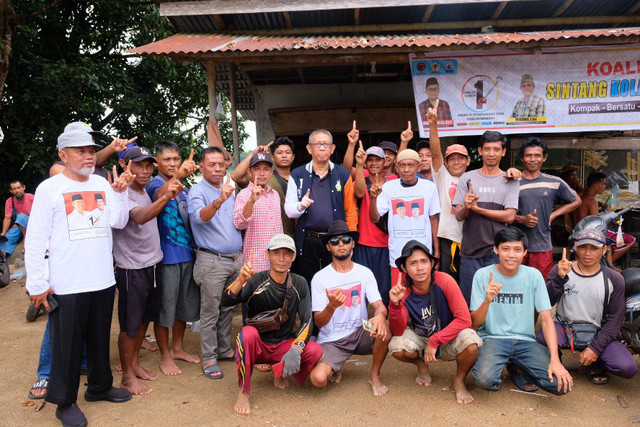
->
xmin=221 ymin=234 xmax=323 ymax=415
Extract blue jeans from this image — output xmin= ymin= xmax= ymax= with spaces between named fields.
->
xmin=473 ymin=337 xmax=568 ymax=395
xmin=37 ymin=319 xmax=87 ymax=380
xmin=459 ymin=251 xmax=499 ymax=306
xmin=0 ymin=213 xmax=28 ymax=255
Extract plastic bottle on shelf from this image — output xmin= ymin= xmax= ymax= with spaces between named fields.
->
xmin=612 ymin=182 xmax=620 ymax=209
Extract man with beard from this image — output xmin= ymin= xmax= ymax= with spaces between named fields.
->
xmin=514 ymin=137 xmax=580 ymax=279
xmin=453 ymin=131 xmax=519 ymax=305
xmin=389 ymin=240 xmax=481 ymax=404
xmin=309 ymin=221 xmax=390 ymax=396
xmin=25 ymin=129 xmax=135 ymax=426
xmin=221 ymin=234 xmax=323 ymax=414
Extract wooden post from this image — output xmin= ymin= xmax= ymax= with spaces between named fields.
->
xmin=229 ymin=62 xmax=240 ymax=166
xmin=206 ymin=61 xmax=217 ymax=147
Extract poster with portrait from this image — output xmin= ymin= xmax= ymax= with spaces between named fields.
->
xmin=410 ymin=44 xmax=640 ymax=137
xmin=63 ymin=191 xmax=108 ymax=240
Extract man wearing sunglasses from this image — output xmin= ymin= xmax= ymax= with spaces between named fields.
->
xmin=309 ymin=220 xmax=390 ymax=396
xmin=284 ymin=129 xmax=357 ymax=285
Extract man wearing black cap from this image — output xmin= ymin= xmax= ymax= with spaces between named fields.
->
xmin=113 ymin=147 xmax=184 ymax=395
xmin=309 ymin=220 xmax=390 ymax=396
xmin=26 ymin=129 xmax=135 ymax=426
xmin=418 ymin=77 xmax=453 ymax=128
xmin=389 ymin=240 xmax=481 ymax=404
xmin=233 ymin=152 xmax=283 ymax=272
xmin=538 ymin=230 xmax=636 ymax=384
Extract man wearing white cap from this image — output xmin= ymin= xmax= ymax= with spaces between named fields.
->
xmin=25 ymin=129 xmax=135 ymax=427
xmin=221 ymin=234 xmax=322 ymax=414
xmin=369 ymin=148 xmax=441 ymax=287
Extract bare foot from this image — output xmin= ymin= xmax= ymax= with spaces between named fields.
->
xmin=160 ymin=357 xmax=182 ymax=376
xmin=116 ymin=363 xmax=122 ymax=373
xmin=368 ymin=373 xmax=389 ymax=396
xmin=256 ymin=364 xmax=271 ymax=372
xmin=329 ymin=370 xmax=343 ymax=384
xmin=454 ymin=379 xmax=474 ymax=404
xmin=416 ymin=361 xmax=432 ymax=386
xmin=121 ymin=375 xmax=153 ymax=395
xmin=273 ymin=376 xmax=290 ymax=389
xmin=141 ymin=337 xmax=158 ymax=352
xmin=171 ymin=348 xmax=201 ymax=364
xmin=133 ymin=364 xmax=158 ymax=381
xmin=234 ymin=390 xmax=251 ymax=415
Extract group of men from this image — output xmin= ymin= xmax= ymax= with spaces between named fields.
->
xmin=20 ymin=98 xmax=637 ymax=426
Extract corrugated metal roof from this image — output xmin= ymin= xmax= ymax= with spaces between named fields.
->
xmin=129 ymin=28 xmax=640 ymax=56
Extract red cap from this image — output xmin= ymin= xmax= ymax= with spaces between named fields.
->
xmin=444 ymin=144 xmax=469 ymax=159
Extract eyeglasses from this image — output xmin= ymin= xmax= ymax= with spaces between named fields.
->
xmin=329 ymin=236 xmax=353 ymax=246
xmin=309 ymin=142 xmax=332 ymax=148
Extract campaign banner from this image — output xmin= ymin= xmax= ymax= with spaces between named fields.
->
xmin=410 ymin=44 xmax=640 ymax=137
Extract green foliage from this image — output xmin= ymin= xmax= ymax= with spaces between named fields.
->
xmin=0 ymin=1 xmax=246 ymax=193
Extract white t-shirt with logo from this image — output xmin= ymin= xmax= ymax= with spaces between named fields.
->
xmin=376 ymin=178 xmax=441 ymax=267
xmin=25 ymin=174 xmax=129 ymax=295
xmin=311 ymin=263 xmax=382 ymax=344
xmin=434 ymin=166 xmax=464 ymax=243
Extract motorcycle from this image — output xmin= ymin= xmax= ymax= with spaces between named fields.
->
xmin=571 ymin=204 xmax=640 ymax=354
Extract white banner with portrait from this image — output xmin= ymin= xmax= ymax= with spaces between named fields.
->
xmin=410 ymin=44 xmax=640 ymax=138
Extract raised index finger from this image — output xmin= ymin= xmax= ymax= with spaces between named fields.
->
xmin=352 ymin=120 xmax=357 ymax=130
xmin=407 ymin=121 xmax=411 ymax=131
xmin=359 ymin=140 xmax=364 ymax=151
xmin=127 ymin=136 xmax=138 ymax=144
xmin=467 ymin=182 xmax=473 ymax=193
xmin=562 ymin=248 xmax=567 ymax=261
xmin=489 ymin=271 xmax=494 ymax=284
xmin=249 ymin=250 xmax=253 ymax=265
xmin=126 ymin=160 xmax=132 ymax=173
xmin=112 ymin=165 xmax=119 ymax=181
xmin=188 ymin=149 xmax=194 ymax=162
xmin=434 ymin=99 xmax=440 ymax=110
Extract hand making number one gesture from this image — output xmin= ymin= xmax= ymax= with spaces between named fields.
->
xmin=401 ymin=121 xmax=413 ymax=144
xmin=389 ymin=274 xmax=406 ymax=305
xmin=557 ymin=248 xmax=572 ymax=279
xmin=238 ymin=250 xmax=255 ymax=284
xmin=298 ymin=188 xmax=314 ymax=211
xmin=250 ymin=175 xmax=264 ymax=202
xmin=348 ymin=120 xmax=359 ymax=146
xmin=485 ymin=271 xmax=502 ymax=304
xmin=426 ymin=99 xmax=439 ymax=126
xmin=355 ymin=140 xmax=366 ymax=167
xmin=220 ymin=174 xmax=235 ymax=203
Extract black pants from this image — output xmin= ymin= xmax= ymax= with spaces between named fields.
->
xmin=46 ymin=286 xmax=115 ymax=406
xmin=300 ymin=233 xmax=332 ymax=288
xmin=439 ymin=238 xmax=461 ymax=284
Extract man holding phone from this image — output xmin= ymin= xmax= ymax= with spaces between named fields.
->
xmin=389 ymin=240 xmax=482 ymax=404
xmin=221 ymin=234 xmax=322 ymax=415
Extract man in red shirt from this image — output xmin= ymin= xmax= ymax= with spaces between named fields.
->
xmin=388 ymin=240 xmax=481 ymax=404
xmin=0 ymin=180 xmax=34 ymax=256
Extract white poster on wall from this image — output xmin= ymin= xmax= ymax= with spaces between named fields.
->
xmin=410 ymin=44 xmax=640 ymax=138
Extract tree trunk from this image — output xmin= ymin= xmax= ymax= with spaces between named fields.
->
xmin=0 ymin=0 xmax=18 ymax=110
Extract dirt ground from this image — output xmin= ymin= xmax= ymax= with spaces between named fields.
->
xmin=2 ymin=277 xmax=640 ymax=426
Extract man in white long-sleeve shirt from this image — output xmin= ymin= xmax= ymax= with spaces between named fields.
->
xmin=25 ymin=129 xmax=135 ymax=427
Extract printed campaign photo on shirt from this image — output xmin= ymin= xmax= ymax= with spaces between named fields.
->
xmin=391 ymin=197 xmax=427 ymax=238
xmin=63 ymin=191 xmax=108 ymax=240
xmin=327 ymin=282 xmax=363 ymax=333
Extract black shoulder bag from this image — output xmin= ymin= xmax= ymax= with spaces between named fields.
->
xmin=246 ymin=274 xmax=293 ymax=333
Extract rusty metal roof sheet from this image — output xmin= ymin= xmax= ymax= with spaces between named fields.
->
xmin=129 ymin=28 xmax=640 ymax=56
